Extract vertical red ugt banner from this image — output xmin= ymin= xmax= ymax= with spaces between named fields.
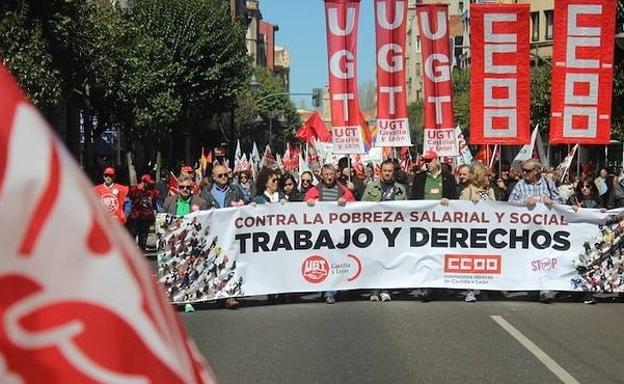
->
xmin=550 ymin=0 xmax=616 ymax=144
xmin=416 ymin=4 xmax=457 ymax=156
xmin=470 ymin=4 xmax=530 ymax=145
xmin=374 ymin=0 xmax=411 ymax=147
xmin=325 ymin=0 xmax=366 ymax=154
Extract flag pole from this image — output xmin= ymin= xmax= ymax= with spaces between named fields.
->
xmin=576 ymin=145 xmax=581 ymax=178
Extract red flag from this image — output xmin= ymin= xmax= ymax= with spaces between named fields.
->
xmin=550 ymin=0 xmax=616 ymax=144
xmin=374 ymin=0 xmax=411 ymax=147
xmin=469 ymin=4 xmax=531 ymax=145
xmin=0 ymin=64 xmax=216 ymax=383
xmin=295 ymin=111 xmax=331 ymax=143
xmin=416 ymin=4 xmax=457 ymax=156
xmin=325 ymin=0 xmax=366 ymax=154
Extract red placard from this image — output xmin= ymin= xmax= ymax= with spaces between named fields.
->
xmin=470 ymin=4 xmax=530 ymax=145
xmin=550 ymin=0 xmax=616 ymax=144
xmin=325 ymin=0 xmax=365 ymax=154
xmin=416 ymin=4 xmax=457 ymax=156
xmin=374 ymin=0 xmax=411 ymax=147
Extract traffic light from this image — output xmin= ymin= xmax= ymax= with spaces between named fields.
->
xmin=312 ymin=88 xmax=322 ymax=108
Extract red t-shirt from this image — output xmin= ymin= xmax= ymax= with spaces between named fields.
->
xmin=93 ymin=183 xmax=129 ymax=223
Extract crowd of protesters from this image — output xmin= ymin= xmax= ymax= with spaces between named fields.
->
xmin=93 ymin=150 xmax=624 ymax=308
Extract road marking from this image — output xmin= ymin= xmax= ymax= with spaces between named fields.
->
xmin=490 ymin=315 xmax=580 ymax=384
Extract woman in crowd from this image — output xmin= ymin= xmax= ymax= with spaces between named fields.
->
xmin=254 ymin=168 xmax=285 ymax=205
xmin=254 ymin=168 xmax=287 ymax=304
xmin=568 ymin=177 xmax=602 ymax=209
xmin=236 ymin=170 xmax=254 ymax=204
xmin=279 ymin=173 xmax=304 ymax=202
xmin=459 ymin=162 xmax=496 ymax=302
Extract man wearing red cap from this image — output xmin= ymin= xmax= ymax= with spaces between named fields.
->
xmin=410 ymin=150 xmax=457 ymax=201
xmin=93 ymin=167 xmax=129 ymax=223
xmin=409 ymin=150 xmax=457 ymax=302
xmin=128 ymin=173 xmax=160 ymax=252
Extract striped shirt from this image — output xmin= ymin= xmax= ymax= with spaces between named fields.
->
xmin=318 ymin=184 xmax=340 ymax=201
xmin=508 ymin=176 xmax=564 ymax=204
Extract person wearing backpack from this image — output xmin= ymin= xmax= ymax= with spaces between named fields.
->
xmin=128 ymin=174 xmax=159 ymax=252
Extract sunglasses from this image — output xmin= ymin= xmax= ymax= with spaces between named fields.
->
xmin=522 ymin=168 xmax=535 ymax=173
xmin=104 ymin=174 xmax=114 ymax=177
xmin=178 ymin=185 xmax=193 ymax=190
xmin=214 ymin=173 xmax=228 ymax=178
xmin=302 ymin=179 xmax=312 ymax=183
xmin=581 ymin=184 xmax=591 ymax=189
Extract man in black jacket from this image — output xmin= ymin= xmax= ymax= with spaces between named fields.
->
xmin=410 ymin=150 xmax=458 ymax=200
xmin=409 ymin=150 xmax=457 ymax=302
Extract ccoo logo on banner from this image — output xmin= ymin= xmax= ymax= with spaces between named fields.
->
xmin=549 ymin=0 xmax=616 ymax=144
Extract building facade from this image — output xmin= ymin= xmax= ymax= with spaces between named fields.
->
xmin=274 ymin=46 xmax=291 ymax=92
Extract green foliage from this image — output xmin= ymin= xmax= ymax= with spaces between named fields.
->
xmin=408 ymin=101 xmax=424 ymax=145
xmin=241 ymin=67 xmax=300 ymax=151
xmin=612 ymin=63 xmax=624 ymax=141
xmin=0 ymin=1 xmax=84 ymax=113
xmin=451 ymin=68 xmax=470 ymax=131
xmin=530 ymin=63 xmax=552 ymax=134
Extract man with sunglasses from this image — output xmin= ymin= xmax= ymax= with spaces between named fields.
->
xmin=409 ymin=150 xmax=457 ymax=302
xmin=201 ymin=165 xmax=245 ymax=209
xmin=410 ymin=150 xmax=458 ymax=201
xmin=93 ymin=167 xmax=129 ymax=223
xmin=508 ymin=159 xmax=563 ymax=208
xmin=163 ymin=175 xmax=208 ymax=215
xmin=508 ymin=159 xmax=563 ymax=303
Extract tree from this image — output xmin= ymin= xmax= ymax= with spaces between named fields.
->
xmin=530 ymin=63 xmax=552 ymax=134
xmin=452 ymin=67 xmax=470 ymax=131
xmin=236 ymin=67 xmax=300 ymax=152
xmin=407 ymin=101 xmax=424 ymax=145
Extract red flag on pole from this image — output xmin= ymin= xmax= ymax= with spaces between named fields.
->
xmin=295 ymin=111 xmax=332 ymax=144
xmin=0 ymin=64 xmax=216 ymax=383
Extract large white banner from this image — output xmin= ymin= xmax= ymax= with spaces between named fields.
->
xmin=157 ymin=202 xmax=624 ymax=304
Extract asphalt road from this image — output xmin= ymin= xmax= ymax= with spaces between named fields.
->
xmin=180 ymin=292 xmax=624 ymax=384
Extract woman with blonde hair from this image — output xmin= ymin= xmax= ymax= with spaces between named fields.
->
xmin=459 ymin=162 xmax=496 ymax=302
xmin=460 ymin=162 xmax=496 ymax=203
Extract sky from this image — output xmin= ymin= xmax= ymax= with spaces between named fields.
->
xmin=260 ymin=0 xmax=377 ymax=108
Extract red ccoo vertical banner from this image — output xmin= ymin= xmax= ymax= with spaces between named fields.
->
xmin=550 ymin=0 xmax=616 ymax=144
xmin=374 ymin=0 xmax=411 ymax=147
xmin=416 ymin=4 xmax=457 ymax=156
xmin=324 ymin=0 xmax=366 ymax=154
xmin=470 ymin=4 xmax=530 ymax=145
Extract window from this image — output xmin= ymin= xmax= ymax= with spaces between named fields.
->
xmin=531 ymin=12 xmax=539 ymax=41
xmin=415 ymin=63 xmax=421 ymax=76
xmin=544 ymin=10 xmax=553 ymax=40
xmin=416 ymin=36 xmax=421 ymax=52
xmin=416 ymin=90 xmax=422 ymax=102
xmin=459 ymin=1 xmax=464 ymax=14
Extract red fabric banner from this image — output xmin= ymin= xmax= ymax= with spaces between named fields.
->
xmin=295 ymin=111 xmax=332 ymax=143
xmin=416 ymin=4 xmax=457 ymax=156
xmin=550 ymin=0 xmax=616 ymax=144
xmin=374 ymin=0 xmax=411 ymax=147
xmin=469 ymin=4 xmax=530 ymax=145
xmin=0 ymin=64 xmax=215 ymax=382
xmin=325 ymin=0 xmax=366 ymax=154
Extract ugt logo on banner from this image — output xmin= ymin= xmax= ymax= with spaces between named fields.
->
xmin=416 ymin=4 xmax=458 ymax=157
xmin=374 ymin=0 xmax=411 ymax=147
xmin=325 ymin=0 xmax=366 ymax=154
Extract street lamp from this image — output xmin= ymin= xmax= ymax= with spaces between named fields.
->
xmin=256 ymin=110 xmax=286 ymax=148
